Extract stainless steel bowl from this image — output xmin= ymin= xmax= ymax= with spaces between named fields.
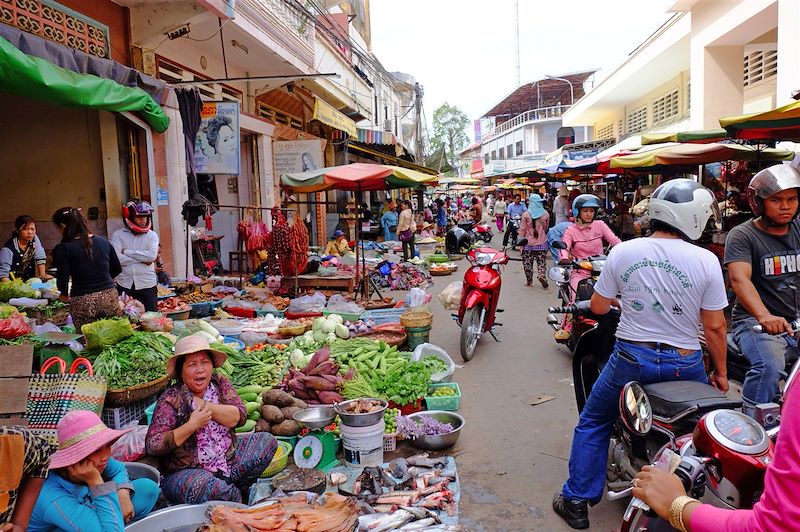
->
xmin=406 ymin=410 xmax=464 ymax=450
xmin=334 ymin=398 xmax=388 ymax=427
xmin=293 ymin=406 xmax=336 ymax=431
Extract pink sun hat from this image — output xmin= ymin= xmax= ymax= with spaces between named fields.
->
xmin=49 ymin=410 xmax=130 ymax=470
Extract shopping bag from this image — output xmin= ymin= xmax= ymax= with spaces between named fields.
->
xmin=26 ymin=357 xmax=107 ymax=446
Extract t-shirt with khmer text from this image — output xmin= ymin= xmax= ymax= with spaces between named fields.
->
xmin=724 ymin=219 xmax=800 ymax=322
xmin=594 ymin=237 xmax=727 ymax=350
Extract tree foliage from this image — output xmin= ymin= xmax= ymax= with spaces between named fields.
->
xmin=430 ymin=103 xmax=470 ymax=170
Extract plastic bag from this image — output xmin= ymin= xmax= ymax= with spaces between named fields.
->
xmin=438 ymin=282 xmax=462 ymax=311
xmin=0 ymin=312 xmax=32 ymax=339
xmin=0 ymin=278 xmax=37 ymax=302
xmin=411 ymin=342 xmax=456 ymax=383
xmin=121 ymin=295 xmax=146 ymax=322
xmin=326 ymin=294 xmax=364 ymax=314
xmin=405 ymin=288 xmax=427 ymax=308
xmin=287 ymin=292 xmax=327 ymax=313
xmin=81 ymin=318 xmax=133 ymax=351
xmin=239 ymin=330 xmax=268 ymax=347
xmin=140 ymin=312 xmax=174 ymax=333
xmin=111 ymin=424 xmax=148 ymax=462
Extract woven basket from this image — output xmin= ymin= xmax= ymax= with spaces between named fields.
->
xmin=429 ymin=269 xmax=454 ymax=277
xmin=355 ymin=330 xmax=407 ymax=347
xmin=400 ymin=310 xmax=433 ymax=328
xmin=105 ymin=375 xmax=169 ymax=408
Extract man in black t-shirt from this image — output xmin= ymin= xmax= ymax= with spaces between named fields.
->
xmin=725 ymin=164 xmax=800 ymax=415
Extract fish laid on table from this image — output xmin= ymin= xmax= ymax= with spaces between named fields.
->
xmin=358 ymin=509 xmax=415 ymax=531
xmin=407 ymin=453 xmax=448 ymax=469
xmin=397 ymin=517 xmax=439 ymax=529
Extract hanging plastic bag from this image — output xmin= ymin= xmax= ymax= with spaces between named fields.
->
xmin=405 ymin=287 xmax=427 ymax=308
xmin=438 ymin=282 xmax=462 ymax=311
xmin=411 ymin=342 xmax=456 ymax=383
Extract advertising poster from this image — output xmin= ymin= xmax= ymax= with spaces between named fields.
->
xmin=273 ymin=139 xmax=325 ymax=175
xmin=195 ymin=101 xmax=240 ymax=175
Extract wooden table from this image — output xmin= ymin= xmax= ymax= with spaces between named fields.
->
xmin=285 ymin=274 xmax=356 ymax=294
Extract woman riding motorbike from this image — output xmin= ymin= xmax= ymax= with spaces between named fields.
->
xmin=554 ymin=194 xmax=621 ymax=341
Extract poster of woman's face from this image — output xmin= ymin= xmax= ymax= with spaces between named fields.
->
xmin=195 ymin=101 xmax=240 ymax=175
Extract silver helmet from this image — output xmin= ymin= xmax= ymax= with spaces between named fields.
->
xmin=747 ymin=164 xmax=800 ymax=218
xmin=649 ymin=179 xmax=719 ymax=241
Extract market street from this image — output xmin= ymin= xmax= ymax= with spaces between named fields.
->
xmin=420 ymin=254 xmax=626 ymax=531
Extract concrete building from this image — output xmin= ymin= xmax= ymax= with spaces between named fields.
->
xmin=562 ymin=0 xmax=800 ymax=148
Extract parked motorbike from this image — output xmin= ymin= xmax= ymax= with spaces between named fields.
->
xmin=453 ymin=241 xmax=524 ymax=361
xmin=445 ymin=220 xmax=493 ymax=254
xmin=504 ymin=215 xmax=521 ymax=249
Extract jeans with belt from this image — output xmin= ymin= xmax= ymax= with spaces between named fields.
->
xmin=562 ymin=340 xmax=707 ymax=504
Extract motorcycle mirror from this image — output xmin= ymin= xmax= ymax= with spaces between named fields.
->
xmin=515 ymin=238 xmax=528 ymax=247
xmin=547 ymin=266 xmax=567 ymax=283
xmin=552 ymin=240 xmax=568 ymax=250
xmin=619 ymin=382 xmax=653 ymax=436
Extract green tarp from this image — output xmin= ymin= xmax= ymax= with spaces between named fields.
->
xmin=0 ymin=35 xmax=169 ymax=133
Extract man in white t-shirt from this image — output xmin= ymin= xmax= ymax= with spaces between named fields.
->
xmin=554 ymin=179 xmax=728 ymax=530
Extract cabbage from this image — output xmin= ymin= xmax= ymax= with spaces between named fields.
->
xmin=313 ymin=329 xmax=328 ymax=342
xmin=81 ymin=318 xmax=133 ymax=351
xmin=0 ymin=279 xmax=37 ymax=302
xmin=327 ymin=313 xmax=344 ymax=325
xmin=334 ymin=323 xmax=349 ymax=339
xmin=321 ymin=319 xmax=336 ymax=334
xmin=290 ymin=349 xmax=307 ymax=368
xmin=312 ymin=317 xmax=326 ymax=332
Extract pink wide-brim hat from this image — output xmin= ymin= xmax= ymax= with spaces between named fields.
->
xmin=166 ymin=334 xmax=227 ymax=378
xmin=49 ymin=410 xmax=130 ymax=470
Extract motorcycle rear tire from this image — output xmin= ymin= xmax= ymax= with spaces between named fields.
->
xmin=460 ymin=305 xmax=483 ymax=362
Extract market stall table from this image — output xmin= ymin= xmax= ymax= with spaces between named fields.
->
xmin=284 ymin=274 xmax=356 ymax=294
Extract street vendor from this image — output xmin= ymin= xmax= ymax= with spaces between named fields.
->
xmin=418 ymin=222 xmax=436 ymax=239
xmin=145 ymin=336 xmax=277 ymax=504
xmin=0 ymin=215 xmax=49 ymax=282
xmin=380 ymin=200 xmax=398 ymax=241
xmin=28 ymin=410 xmax=159 ymax=530
xmin=111 ymin=200 xmax=159 ymax=312
xmin=323 ymin=229 xmax=352 ymax=257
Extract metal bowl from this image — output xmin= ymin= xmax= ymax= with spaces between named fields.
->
xmin=334 ymin=398 xmax=388 ymax=427
xmin=406 ymin=410 xmax=464 ymax=451
xmin=293 ymin=406 xmax=336 ymax=431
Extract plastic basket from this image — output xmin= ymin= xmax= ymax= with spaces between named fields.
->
xmin=323 ymin=309 xmax=363 ymax=322
xmin=383 ymin=432 xmax=397 ymax=452
xmin=144 ymin=402 xmax=156 ymax=424
xmin=361 ymin=308 xmax=405 ymax=325
xmin=388 ymin=398 xmax=424 ymax=416
xmin=424 ymin=382 xmax=461 ymax=411
xmin=405 ymin=325 xmax=431 ymax=351
xmin=102 ymin=396 xmax=154 ymax=429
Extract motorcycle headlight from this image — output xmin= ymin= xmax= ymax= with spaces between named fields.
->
xmin=591 ymin=260 xmax=606 ymax=271
xmin=475 ymin=252 xmax=493 ymax=265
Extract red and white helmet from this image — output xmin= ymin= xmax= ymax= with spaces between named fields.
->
xmin=122 ymin=200 xmax=154 ymax=234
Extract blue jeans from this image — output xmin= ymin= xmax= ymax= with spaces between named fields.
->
xmin=562 ymin=340 xmax=707 ymax=504
xmin=733 ymin=316 xmax=799 ymax=407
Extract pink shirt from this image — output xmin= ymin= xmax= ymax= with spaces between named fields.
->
xmin=559 ymin=220 xmax=621 ymax=261
xmin=691 ymin=382 xmax=800 ymax=532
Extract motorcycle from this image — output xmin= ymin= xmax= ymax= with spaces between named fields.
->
xmin=445 ymin=220 xmax=494 ymax=254
xmin=453 ymin=241 xmax=524 ymax=362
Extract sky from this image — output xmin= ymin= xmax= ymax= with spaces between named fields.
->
xmin=370 ymin=0 xmax=675 ymax=143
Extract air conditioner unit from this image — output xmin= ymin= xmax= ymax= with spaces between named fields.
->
xmin=384 ymin=119 xmax=392 ymax=132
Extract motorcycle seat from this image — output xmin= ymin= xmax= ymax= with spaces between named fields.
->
xmin=643 ymin=380 xmax=741 ymax=420
xmin=457 ymin=221 xmax=475 ymax=231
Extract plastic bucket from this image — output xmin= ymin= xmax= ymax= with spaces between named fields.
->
xmin=406 ymin=325 xmax=432 ymax=351
xmin=340 ymin=419 xmax=385 ymax=468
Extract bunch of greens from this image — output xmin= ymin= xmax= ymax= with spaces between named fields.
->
xmin=374 ymin=361 xmax=431 ymax=406
xmin=224 ymin=347 xmax=288 ymax=389
xmin=341 ymin=372 xmax=380 ymax=400
xmin=0 ymin=334 xmax=45 ymax=347
xmin=0 ymin=279 xmax=37 ymax=302
xmin=0 ymin=304 xmax=19 ymax=319
xmin=81 ymin=318 xmax=134 ymax=351
xmin=420 ymin=355 xmax=448 ymax=375
xmin=92 ymin=332 xmax=172 ymax=389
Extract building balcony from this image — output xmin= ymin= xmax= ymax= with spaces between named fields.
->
xmin=486 ymin=153 xmax=548 ymax=176
xmin=483 ymin=105 xmax=570 ymax=140
xmin=236 ymin=0 xmax=315 ymax=69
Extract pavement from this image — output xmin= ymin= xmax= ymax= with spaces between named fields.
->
xmin=408 ymin=252 xmax=626 ymax=531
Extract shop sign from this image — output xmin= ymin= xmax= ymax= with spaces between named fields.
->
xmin=312 ymin=98 xmax=357 ymax=137
xmin=273 ymin=139 xmax=325 ymax=175
xmin=195 ymin=101 xmax=240 ymax=175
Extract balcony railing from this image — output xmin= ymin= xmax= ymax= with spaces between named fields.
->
xmin=483 ymin=104 xmax=570 ymax=140
xmin=236 ymin=0 xmax=315 ymax=68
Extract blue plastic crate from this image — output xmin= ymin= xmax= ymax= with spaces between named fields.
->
xmin=361 ymin=307 xmax=405 ymax=325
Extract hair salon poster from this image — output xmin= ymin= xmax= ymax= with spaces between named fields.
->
xmin=273 ymin=139 xmax=325 ymax=175
xmin=195 ymin=101 xmax=240 ymax=175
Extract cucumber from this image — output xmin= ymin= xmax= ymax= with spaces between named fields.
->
xmin=236 ymin=419 xmax=257 ymax=433
xmin=248 ymin=410 xmax=261 ymax=421
xmin=239 ymin=392 xmax=258 ymax=403
xmin=237 ymin=384 xmax=264 ymax=395
xmin=246 ymin=401 xmax=260 ymax=415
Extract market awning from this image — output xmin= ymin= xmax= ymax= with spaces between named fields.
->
xmin=0 ymin=34 xmax=169 ymax=132
xmin=610 ymin=142 xmax=794 ymax=169
xmin=641 ymin=129 xmax=728 ymax=145
xmin=720 ymin=100 xmax=800 ymax=141
xmin=311 ymin=97 xmax=357 ymax=136
xmin=346 ymin=142 xmax=437 ymax=175
xmin=281 ymin=163 xmax=437 ymax=193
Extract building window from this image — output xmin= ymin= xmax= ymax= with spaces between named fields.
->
xmin=686 ymin=82 xmax=691 ymax=112
xmin=651 ymin=89 xmax=679 ymax=125
xmin=491 ymin=151 xmax=497 ymax=160
xmin=484 ymin=153 xmax=490 ymax=165
xmin=516 ymin=141 xmax=523 ymax=156
xmin=596 ymin=123 xmax=614 ymax=140
xmin=506 ymin=144 xmax=513 ymax=158
xmin=744 ymin=49 xmax=778 ymax=87
xmin=498 ymin=147 xmax=505 ymax=160
xmin=626 ymin=106 xmax=647 ymax=134
xmin=618 ymin=120 xmax=623 ymax=137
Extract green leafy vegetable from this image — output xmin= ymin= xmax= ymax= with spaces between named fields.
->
xmin=420 ymin=355 xmax=448 ymax=375
xmin=0 ymin=279 xmax=37 ymax=301
xmin=91 ymin=332 xmax=172 ymax=389
xmin=374 ymin=361 xmax=431 ymax=406
xmin=81 ymin=318 xmax=134 ymax=351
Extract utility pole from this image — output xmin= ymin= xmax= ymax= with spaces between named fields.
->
xmin=414 ymin=82 xmax=424 ymax=164
xmin=514 ymin=0 xmax=520 ymax=87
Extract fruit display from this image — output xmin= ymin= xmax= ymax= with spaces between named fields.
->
xmin=383 ymin=407 xmax=400 ymax=434
xmin=428 ymin=386 xmax=457 ymax=397
xmin=157 ymin=297 xmax=190 ymax=313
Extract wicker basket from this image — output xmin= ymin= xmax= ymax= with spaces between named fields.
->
xmin=105 ymin=375 xmax=169 ymax=408
xmin=355 ymin=330 xmax=407 ymax=347
xmin=429 ymin=269 xmax=454 ymax=276
xmin=400 ymin=310 xmax=433 ymax=328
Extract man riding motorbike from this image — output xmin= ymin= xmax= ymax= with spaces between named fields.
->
xmin=553 ymin=179 xmax=729 ymax=530
xmin=554 ymin=194 xmax=621 ymax=342
xmin=502 ymin=194 xmax=526 ymax=248
xmin=726 ymin=164 xmax=800 ymax=418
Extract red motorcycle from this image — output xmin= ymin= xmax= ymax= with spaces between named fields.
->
xmin=455 ymin=245 xmax=521 ymax=361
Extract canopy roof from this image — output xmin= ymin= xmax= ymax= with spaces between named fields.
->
xmin=281 ymin=163 xmax=437 ymax=193
xmin=610 ymin=142 xmax=793 ymax=169
xmin=640 ymin=129 xmax=727 ymax=145
xmin=720 ymin=100 xmax=800 ymax=141
xmin=482 ymin=70 xmax=596 ymax=118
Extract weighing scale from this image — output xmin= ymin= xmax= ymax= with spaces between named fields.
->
xmin=293 ymin=407 xmax=340 ymax=471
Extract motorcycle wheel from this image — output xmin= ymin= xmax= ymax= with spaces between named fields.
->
xmin=460 ymin=305 xmax=483 ymax=362
xmin=479 ymin=233 xmax=492 ymax=243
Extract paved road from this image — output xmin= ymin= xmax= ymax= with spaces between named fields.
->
xmin=419 ymin=254 xmax=626 ymax=531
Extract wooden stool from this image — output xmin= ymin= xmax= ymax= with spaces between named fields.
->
xmin=229 ymin=251 xmax=250 ymax=274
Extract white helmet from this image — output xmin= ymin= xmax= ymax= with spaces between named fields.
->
xmin=649 ymin=179 xmax=719 ymax=241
